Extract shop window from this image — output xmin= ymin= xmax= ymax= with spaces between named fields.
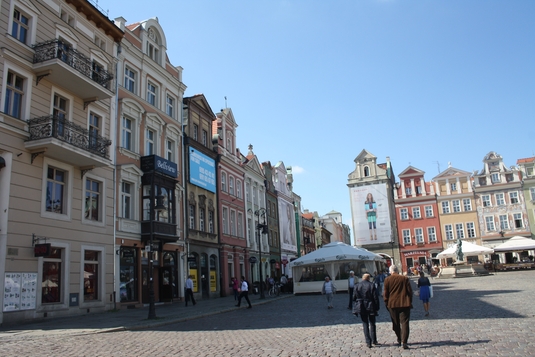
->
xmin=42 ymin=248 xmax=63 ymax=304
xmin=83 ymin=250 xmax=100 ymax=301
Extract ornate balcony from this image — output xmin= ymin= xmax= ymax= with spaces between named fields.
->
xmin=24 ymin=114 xmax=112 ymax=168
xmin=33 ymin=40 xmax=115 ymax=100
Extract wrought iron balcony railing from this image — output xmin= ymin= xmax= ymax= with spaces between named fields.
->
xmin=33 ymin=39 xmax=114 ymax=89
xmin=27 ymin=115 xmax=111 ymax=158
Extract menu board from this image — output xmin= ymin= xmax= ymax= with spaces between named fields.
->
xmin=3 ymin=273 xmax=37 ymax=312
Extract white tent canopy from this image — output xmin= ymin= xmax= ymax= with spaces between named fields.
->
xmin=436 ymin=241 xmax=494 ymax=259
xmin=493 ymin=236 xmax=535 ymax=252
xmin=289 ymin=242 xmax=383 ymax=267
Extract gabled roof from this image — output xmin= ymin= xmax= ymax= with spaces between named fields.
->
xmin=354 ymin=149 xmax=376 ymax=163
xmin=432 ymin=166 xmax=472 ymax=181
xmin=517 ymin=157 xmax=535 ymax=164
xmin=398 ymin=166 xmax=425 ymax=178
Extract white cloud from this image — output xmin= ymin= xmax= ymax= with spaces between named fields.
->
xmin=291 ymin=165 xmax=305 ymax=174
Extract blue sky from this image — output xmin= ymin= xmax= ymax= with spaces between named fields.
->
xmin=102 ymin=0 xmax=535 ymax=228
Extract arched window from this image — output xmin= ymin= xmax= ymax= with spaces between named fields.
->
xmin=364 ymin=166 xmax=370 ymax=177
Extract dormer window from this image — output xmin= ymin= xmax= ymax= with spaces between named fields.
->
xmin=364 ymin=166 xmax=370 ymax=177
xmin=146 ymin=28 xmax=160 ymax=64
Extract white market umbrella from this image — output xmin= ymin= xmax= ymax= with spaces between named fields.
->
xmin=289 ymin=242 xmax=383 ymax=267
xmin=493 ymin=236 xmax=535 ymax=252
xmin=436 ymin=241 xmax=494 ymax=259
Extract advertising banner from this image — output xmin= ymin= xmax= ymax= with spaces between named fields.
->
xmin=350 ymin=183 xmax=392 ymax=245
xmin=189 ymin=148 xmax=216 ymax=193
xmin=278 ymin=199 xmax=297 ymax=253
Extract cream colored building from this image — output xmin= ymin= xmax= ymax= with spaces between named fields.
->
xmin=0 ymin=0 xmax=123 ymax=324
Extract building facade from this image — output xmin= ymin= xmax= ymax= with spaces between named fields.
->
xmin=263 ymin=161 xmax=281 ymax=280
xmin=0 ymin=0 xmax=123 ymax=324
xmin=113 ymin=17 xmax=186 ymax=307
xmin=517 ymin=157 xmax=535 ymax=240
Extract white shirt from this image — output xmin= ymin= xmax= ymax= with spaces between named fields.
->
xmin=324 ymin=281 xmax=333 ymax=294
xmin=240 ymin=281 xmax=249 ymax=292
xmin=348 ymin=276 xmax=356 ymax=288
xmin=186 ymin=278 xmax=193 ymax=289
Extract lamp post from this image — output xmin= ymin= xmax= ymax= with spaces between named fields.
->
xmin=148 ymin=178 xmax=166 ymax=320
xmin=249 ymin=208 xmax=267 ymax=299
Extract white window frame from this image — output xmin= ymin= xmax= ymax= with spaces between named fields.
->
xmin=412 ymin=207 xmax=421 ymax=219
xmin=229 ymin=176 xmax=235 ymax=196
xmin=246 ymin=182 xmax=251 ymax=202
xmin=38 ymin=242 xmax=69 ymax=309
xmin=41 ymin=158 xmax=73 ymax=221
xmin=189 ymin=204 xmax=195 ymax=230
xmin=463 ymin=198 xmax=472 ymax=211
xmin=8 ymin=1 xmax=38 ymax=46
xmin=222 ymin=207 xmax=229 ymax=234
xmin=485 ymin=216 xmax=495 ymax=231
xmin=238 ymin=212 xmax=243 ymax=238
xmin=124 ymin=65 xmax=137 ymax=94
xmin=466 ymin=222 xmax=475 ymax=238
xmin=455 ymin=223 xmax=465 ymax=239
xmin=427 ymin=227 xmax=436 ymax=242
xmin=444 ymin=224 xmax=453 ymax=240
xmin=166 ymin=138 xmax=175 ymax=162
xmin=450 ymin=182 xmax=457 ymax=192
xmin=147 ymin=81 xmax=158 ymax=107
xmin=491 ymin=173 xmax=501 ymax=183
xmin=199 ymin=208 xmax=205 ymax=231
xmin=202 ymin=130 xmax=208 ymax=146
xmin=482 ymin=195 xmax=491 ymax=207
xmin=145 ymin=127 xmax=156 ymax=155
xmin=121 ymin=181 xmax=133 ymax=220
xmin=442 ymin=201 xmax=450 ymax=214
xmin=513 ymin=213 xmax=523 ymax=228
xmin=82 ymin=173 xmax=106 ymax=227
xmin=400 ymin=208 xmax=408 ymax=220
xmin=495 ymin=193 xmax=505 ymax=206
xmin=424 ymin=205 xmax=433 ymax=218
xmin=80 ymin=245 xmax=105 ymax=306
xmin=118 ymin=164 xmax=142 ymax=222
xmin=221 ymin=172 xmax=227 ymax=192
xmin=509 ymin=192 xmax=519 ymax=204
xmin=499 ymin=214 xmax=509 ymax=230
xmin=236 ymin=180 xmax=242 ymax=199
xmin=166 ymin=94 xmax=175 ymax=118
xmin=402 ymin=229 xmax=411 ymax=244
xmin=452 ymin=200 xmax=461 ymax=213
xmin=230 ymin=209 xmax=236 ymax=236
xmin=415 ymin=228 xmax=424 ymax=243
xmin=530 ymin=187 xmax=535 ymax=201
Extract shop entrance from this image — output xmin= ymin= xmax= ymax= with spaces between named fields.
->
xmin=142 ymin=266 xmax=160 ymax=304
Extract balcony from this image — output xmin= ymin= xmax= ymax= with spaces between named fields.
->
xmin=25 ymin=114 xmax=112 ymax=167
xmin=33 ymin=40 xmax=114 ymax=100
xmin=141 ymin=221 xmax=179 ymax=244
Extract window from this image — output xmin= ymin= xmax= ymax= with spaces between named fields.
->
xmin=236 ymin=180 xmax=242 ymax=199
xmin=166 ymin=95 xmax=174 ymax=118
xmin=12 ymin=8 xmax=29 ymax=43
xmin=509 ymin=192 xmax=519 ymax=204
xmin=121 ymin=182 xmax=132 ymax=219
xmin=450 ymin=182 xmax=457 ymax=192
xmin=415 ymin=228 xmax=424 ymax=243
xmin=485 ymin=216 xmax=495 ymax=231
xmin=222 ymin=207 xmax=228 ymax=234
xmin=202 ymin=130 xmax=208 ymax=146
xmin=53 ymin=93 xmax=68 ymax=120
xmin=4 ymin=71 xmax=24 ymax=118
xmin=189 ymin=204 xmax=195 ymax=229
xmin=42 ymin=248 xmax=63 ymax=303
xmin=491 ymin=173 xmax=500 ymax=183
xmin=147 ymin=82 xmax=157 ymax=106
xmin=416 ymin=186 xmax=422 ymax=194
xmin=513 ymin=213 xmax=523 ymax=228
xmin=427 ymin=227 xmax=436 ymax=242
xmin=499 ymin=215 xmax=509 ymax=230
xmin=405 ymin=187 xmax=412 ymax=195
xmin=253 ymin=187 xmax=258 ymax=205
xmin=442 ymin=201 xmax=450 ymax=214
xmin=46 ymin=167 xmax=66 ymax=213
xmin=451 ymin=200 xmax=460 ymax=213
xmin=147 ymin=42 xmax=159 ymax=63
xmin=122 ymin=117 xmax=133 ymax=151
xmin=463 ymin=198 xmax=472 ymax=211
xmin=94 ymin=35 xmax=106 ymax=51
xmin=364 ymin=166 xmax=370 ymax=177
xmin=412 ymin=207 xmax=421 ymax=219
xmin=238 ymin=212 xmax=243 ymax=238
xmin=92 ymin=60 xmax=106 ymax=86
xmin=229 ymin=176 xmax=234 ymax=196
xmin=124 ymin=67 xmax=136 ymax=93
xmin=193 ymin=124 xmax=198 ymax=141
xmin=199 ymin=209 xmax=205 ymax=231
xmin=166 ymin=139 xmax=175 ymax=161
xmin=444 ymin=224 xmax=453 ymax=240
xmin=246 ymin=182 xmax=251 ymax=202
xmin=400 ymin=208 xmax=408 ymax=220
xmin=455 ymin=223 xmax=465 ymax=239
xmin=495 ymin=193 xmax=505 ymax=206
xmin=230 ymin=210 xmax=236 ymax=236
xmin=83 ymin=250 xmax=100 ymax=301
xmin=84 ymin=178 xmax=101 ymax=222
xmin=466 ymin=222 xmax=475 ymax=238
xmin=221 ymin=172 xmax=227 ymax=192
xmin=60 ymin=8 xmax=74 ymax=26
xmin=146 ymin=128 xmax=155 ymax=155
xmin=530 ymin=187 xmax=535 ymax=201
xmin=425 ymin=205 xmax=433 ymax=217
xmin=88 ymin=112 xmax=100 ymax=150
xmin=482 ymin=195 xmax=491 ymax=207
xmin=402 ymin=230 xmax=411 ymax=244
xmin=208 ymin=210 xmax=214 ymax=233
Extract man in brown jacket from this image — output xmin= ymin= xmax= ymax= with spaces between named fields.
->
xmin=383 ymin=265 xmax=413 ymax=350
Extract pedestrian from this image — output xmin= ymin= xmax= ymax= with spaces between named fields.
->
xmin=374 ymin=269 xmax=387 ymax=299
xmin=280 ymin=274 xmax=288 ymax=293
xmin=347 ymin=270 xmax=357 ymax=309
xmin=231 ymin=277 xmax=239 ymax=301
xmin=235 ymin=276 xmax=252 ymax=309
xmin=417 ymin=271 xmax=432 ymax=316
xmin=383 ymin=265 xmax=413 ymax=350
xmin=353 ymin=273 xmax=380 ymax=348
xmin=321 ymin=276 xmax=336 ymax=309
xmin=185 ymin=275 xmax=196 ymax=306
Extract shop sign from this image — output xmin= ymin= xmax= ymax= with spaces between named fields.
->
xmin=141 ymin=155 xmax=178 ymax=178
xmin=249 ymin=257 xmax=257 ymax=264
xmin=34 ymin=243 xmax=51 ymax=257
xmin=403 ymin=250 xmax=426 ymax=257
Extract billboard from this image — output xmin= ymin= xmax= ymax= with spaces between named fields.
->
xmin=189 ymin=148 xmax=216 ymax=193
xmin=350 ymin=183 xmax=392 ymax=245
xmin=278 ymin=199 xmax=297 ymax=253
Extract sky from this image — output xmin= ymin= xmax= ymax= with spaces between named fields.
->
xmin=101 ymin=0 xmax=535 ymax=230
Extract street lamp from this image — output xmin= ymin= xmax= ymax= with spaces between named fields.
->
xmin=148 ymin=180 xmax=166 ymax=320
xmin=249 ymin=208 xmax=267 ymax=299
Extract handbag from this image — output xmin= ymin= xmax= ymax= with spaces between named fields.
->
xmin=429 ymin=285 xmax=433 ymax=298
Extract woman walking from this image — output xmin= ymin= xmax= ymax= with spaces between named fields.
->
xmin=321 ymin=276 xmax=336 ymax=309
xmin=417 ymin=271 xmax=432 ymax=316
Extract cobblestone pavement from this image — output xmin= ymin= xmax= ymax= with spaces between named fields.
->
xmin=1 ymin=270 xmax=534 ymax=356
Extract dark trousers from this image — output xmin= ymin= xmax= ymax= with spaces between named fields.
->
xmin=348 ymin=288 xmax=355 ymax=308
xmin=360 ymin=311 xmax=377 ymax=345
xmin=185 ymin=288 xmax=196 ymax=306
xmin=233 ymin=289 xmax=239 ymax=300
xmin=388 ymin=307 xmax=410 ymax=344
xmin=237 ymin=291 xmax=252 ymax=307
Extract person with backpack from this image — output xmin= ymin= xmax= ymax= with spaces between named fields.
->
xmin=235 ymin=276 xmax=252 ymax=309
